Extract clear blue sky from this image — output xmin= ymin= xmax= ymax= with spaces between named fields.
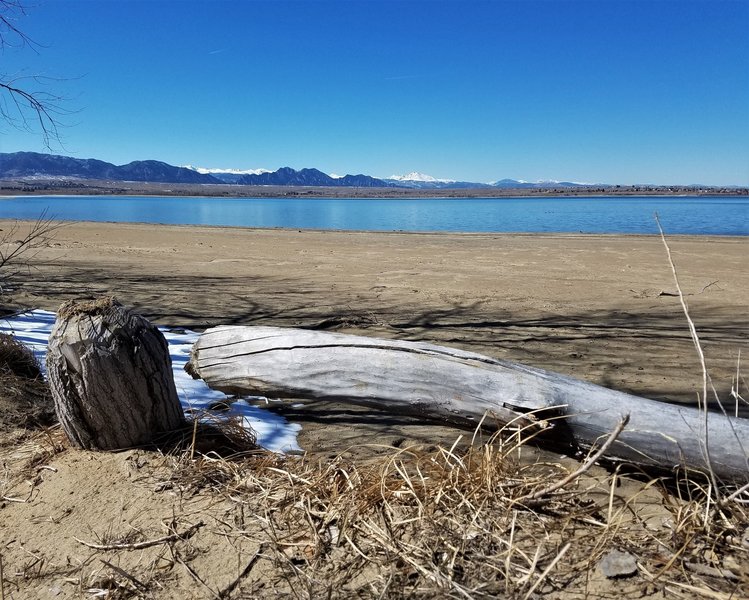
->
xmin=1 ymin=0 xmax=747 ymax=185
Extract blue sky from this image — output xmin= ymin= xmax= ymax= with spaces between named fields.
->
xmin=1 ymin=0 xmax=747 ymax=185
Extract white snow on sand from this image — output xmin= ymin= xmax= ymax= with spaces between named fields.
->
xmin=1 ymin=310 xmax=301 ymax=453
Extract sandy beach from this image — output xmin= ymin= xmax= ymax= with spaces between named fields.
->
xmin=2 ymin=219 xmax=748 ymax=598
xmin=4 ymin=219 xmax=747 ymax=451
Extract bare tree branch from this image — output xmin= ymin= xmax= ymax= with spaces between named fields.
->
xmin=0 ymin=77 xmax=67 ymax=148
xmin=0 ymin=1 xmax=68 ymax=149
xmin=0 ymin=209 xmax=66 ymax=297
xmin=0 ymin=0 xmax=38 ymax=52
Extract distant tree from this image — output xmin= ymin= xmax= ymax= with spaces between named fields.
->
xmin=0 ymin=0 xmax=66 ymax=149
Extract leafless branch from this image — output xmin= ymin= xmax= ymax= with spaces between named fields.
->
xmin=0 ymin=0 xmax=39 ymax=52
xmin=0 ymin=76 xmax=68 ymax=149
xmin=0 ymin=209 xmax=66 ymax=296
xmin=75 ymin=521 xmax=205 ymax=551
xmin=0 ymin=1 xmax=70 ymax=148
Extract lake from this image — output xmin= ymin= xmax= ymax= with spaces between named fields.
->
xmin=0 ymin=195 xmax=747 ymax=235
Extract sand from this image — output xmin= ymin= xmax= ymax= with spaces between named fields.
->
xmin=5 ymin=220 xmax=749 ymax=452
xmin=1 ymin=220 xmax=747 ymax=598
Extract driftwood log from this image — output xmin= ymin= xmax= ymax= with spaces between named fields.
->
xmin=188 ymin=325 xmax=749 ymax=482
xmin=47 ymin=298 xmax=185 ymax=450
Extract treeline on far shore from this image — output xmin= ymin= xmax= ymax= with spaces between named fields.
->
xmin=0 ymin=178 xmax=746 ymax=199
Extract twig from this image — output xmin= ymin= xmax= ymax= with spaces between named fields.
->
xmin=99 ymin=559 xmax=149 ymax=591
xmin=520 ymin=415 xmax=629 ymax=502
xmin=1 ymin=495 xmax=27 ymax=503
xmin=189 ymin=416 xmax=199 ymax=461
xmin=700 ymin=280 xmax=720 ymax=294
xmin=683 ymin=560 xmax=738 ymax=581
xmin=218 ymin=544 xmax=266 ymax=598
xmin=0 ymin=552 xmax=5 ymax=600
xmin=75 ymin=521 xmax=204 ymax=551
xmin=522 ymin=542 xmax=571 ymax=600
xmin=173 ymin=551 xmax=221 ymax=600
xmin=722 ymin=479 xmax=749 ymax=504
xmin=664 ymin=580 xmax=736 ymax=600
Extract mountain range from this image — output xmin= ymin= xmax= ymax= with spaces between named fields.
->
xmin=0 ymin=151 xmax=588 ymax=189
xmin=0 ymin=151 xmax=218 ymax=184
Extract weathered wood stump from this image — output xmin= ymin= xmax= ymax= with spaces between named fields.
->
xmin=47 ymin=297 xmax=185 ymax=450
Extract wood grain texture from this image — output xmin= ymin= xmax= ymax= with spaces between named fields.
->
xmin=190 ymin=325 xmax=749 ymax=482
xmin=47 ymin=299 xmax=184 ymax=450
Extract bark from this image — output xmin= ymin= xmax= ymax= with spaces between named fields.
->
xmin=47 ymin=297 xmax=185 ymax=450
xmin=188 ymin=325 xmax=749 ymax=483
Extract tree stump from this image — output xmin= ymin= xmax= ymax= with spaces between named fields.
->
xmin=47 ymin=297 xmax=185 ymax=450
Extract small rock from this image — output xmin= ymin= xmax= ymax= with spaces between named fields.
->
xmin=599 ymin=550 xmax=638 ymax=578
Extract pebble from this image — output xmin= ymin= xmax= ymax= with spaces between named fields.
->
xmin=599 ymin=550 xmax=638 ymax=578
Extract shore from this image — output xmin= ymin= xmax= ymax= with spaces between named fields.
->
xmin=4 ymin=220 xmax=748 ymax=454
xmin=1 ymin=178 xmax=746 ymax=198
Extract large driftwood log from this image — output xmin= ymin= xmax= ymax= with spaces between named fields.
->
xmin=189 ymin=326 xmax=749 ymax=482
xmin=47 ymin=297 xmax=185 ymax=450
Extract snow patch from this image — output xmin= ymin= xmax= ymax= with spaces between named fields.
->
xmin=388 ymin=172 xmax=455 ymax=183
xmin=183 ymin=165 xmax=272 ymax=176
xmin=0 ymin=310 xmax=301 ymax=453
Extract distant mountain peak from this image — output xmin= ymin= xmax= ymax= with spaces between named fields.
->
xmin=489 ymin=178 xmax=587 ymax=189
xmin=0 ymin=151 xmax=220 ymax=184
xmin=236 ymin=166 xmax=391 ymax=187
xmin=184 ymin=165 xmax=271 ymax=176
xmin=388 ymin=172 xmax=455 ymax=183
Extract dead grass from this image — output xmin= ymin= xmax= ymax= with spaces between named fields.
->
xmin=1 ymin=385 xmax=747 ymax=598
xmin=137 ymin=420 xmax=748 ymax=599
xmin=0 ymin=333 xmax=54 ymax=435
xmin=1 ymin=358 xmax=746 ymax=598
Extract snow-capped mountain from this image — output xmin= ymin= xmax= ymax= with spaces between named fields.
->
xmin=1 ymin=152 xmax=602 ymax=190
xmin=184 ymin=165 xmax=390 ymax=186
xmin=490 ymin=178 xmax=586 ymax=189
xmin=388 ymin=172 xmax=455 ymax=184
xmin=183 ymin=165 xmax=272 ymax=176
xmin=183 ymin=165 xmax=272 ymax=184
xmin=384 ymin=172 xmax=491 ymax=189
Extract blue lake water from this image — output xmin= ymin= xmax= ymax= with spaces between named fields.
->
xmin=0 ymin=195 xmax=747 ymax=235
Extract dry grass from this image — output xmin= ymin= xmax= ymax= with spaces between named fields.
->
xmin=0 ymin=334 xmax=52 ymax=419
xmin=142 ymin=419 xmax=749 ymax=599
xmin=0 ymin=331 xmax=42 ymax=379
xmin=1 ymin=371 xmax=747 ymax=598
xmin=0 ymin=333 xmax=54 ymax=435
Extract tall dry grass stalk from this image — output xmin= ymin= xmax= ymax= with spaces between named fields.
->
xmin=656 ymin=215 xmax=749 ymax=500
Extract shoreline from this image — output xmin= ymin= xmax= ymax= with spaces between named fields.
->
xmin=1 ymin=178 xmax=746 ymax=199
xmin=5 ymin=216 xmax=749 ymax=240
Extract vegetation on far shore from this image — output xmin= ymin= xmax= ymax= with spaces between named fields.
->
xmin=1 ymin=178 xmax=747 ymax=200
